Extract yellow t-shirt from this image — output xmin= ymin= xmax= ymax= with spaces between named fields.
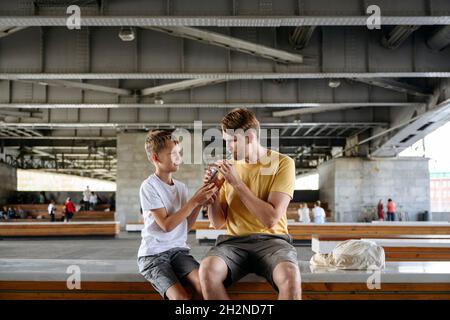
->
xmin=219 ymin=149 xmax=295 ymax=236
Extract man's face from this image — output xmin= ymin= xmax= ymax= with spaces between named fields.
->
xmin=155 ymin=140 xmax=182 ymax=172
xmin=222 ymin=130 xmax=249 ymax=161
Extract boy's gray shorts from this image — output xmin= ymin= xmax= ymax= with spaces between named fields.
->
xmin=204 ymin=233 xmax=299 ymax=291
xmin=138 ymin=247 xmax=199 ymax=298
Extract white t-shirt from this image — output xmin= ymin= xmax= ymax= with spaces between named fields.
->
xmin=47 ymin=203 xmax=55 ymax=215
xmin=89 ymin=194 xmax=97 ymax=204
xmin=83 ymin=189 xmax=91 ymax=201
xmin=138 ymin=174 xmax=189 ymax=257
xmin=313 ymin=207 xmax=326 ymax=224
xmin=298 ymin=207 xmax=310 ymax=223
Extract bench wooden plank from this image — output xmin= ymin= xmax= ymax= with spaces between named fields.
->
xmin=0 ymin=222 xmax=120 ymax=237
xmin=1 ymin=280 xmax=450 ymax=300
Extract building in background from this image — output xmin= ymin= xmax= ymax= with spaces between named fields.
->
xmin=430 ymin=172 xmax=450 ymax=213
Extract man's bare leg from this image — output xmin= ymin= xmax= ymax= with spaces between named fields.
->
xmin=199 ymin=256 xmax=230 ymax=300
xmin=183 ymin=269 xmax=203 ymax=300
xmin=272 ymin=261 xmax=302 ymax=300
xmin=165 ymin=282 xmax=191 ymax=300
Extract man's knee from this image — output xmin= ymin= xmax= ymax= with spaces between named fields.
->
xmin=199 ymin=256 xmax=228 ymax=285
xmin=273 ymin=262 xmax=301 ymax=291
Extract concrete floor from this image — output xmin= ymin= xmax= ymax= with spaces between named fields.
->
xmin=0 ymin=232 xmax=315 ymax=261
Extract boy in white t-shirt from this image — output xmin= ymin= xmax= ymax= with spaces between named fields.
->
xmin=137 ymin=130 xmax=217 ymax=300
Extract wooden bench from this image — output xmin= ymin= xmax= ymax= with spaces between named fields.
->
xmin=287 ymin=222 xmax=450 ymax=240
xmin=1 ymin=259 xmax=449 ymax=300
xmin=3 ymin=204 xmax=115 ymax=221
xmin=0 ymin=221 xmax=120 ymax=237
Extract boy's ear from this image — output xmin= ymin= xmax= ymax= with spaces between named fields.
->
xmin=151 ymin=152 xmax=159 ymax=163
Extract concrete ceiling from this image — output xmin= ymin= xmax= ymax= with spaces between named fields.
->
xmin=0 ymin=0 xmax=449 ymax=180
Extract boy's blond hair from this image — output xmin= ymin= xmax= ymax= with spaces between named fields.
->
xmin=144 ymin=130 xmax=178 ymax=160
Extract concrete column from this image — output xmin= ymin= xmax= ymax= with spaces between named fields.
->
xmin=116 ymin=132 xmax=205 ymax=229
xmin=318 ymin=157 xmax=430 ymax=222
xmin=0 ymin=162 xmax=17 ymax=205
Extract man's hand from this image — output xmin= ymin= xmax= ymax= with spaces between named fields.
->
xmin=203 ymin=166 xmax=225 ymax=188
xmin=215 ymin=160 xmax=241 ymax=188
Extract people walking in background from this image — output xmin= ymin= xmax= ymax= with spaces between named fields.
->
xmin=377 ymin=199 xmax=385 ymax=221
xmin=298 ymin=203 xmax=310 ymax=223
xmin=387 ymin=198 xmax=396 ymax=221
xmin=64 ymin=197 xmax=75 ymax=222
xmin=48 ymin=200 xmax=56 ymax=222
xmin=312 ymin=201 xmax=326 ymax=224
xmin=82 ymin=186 xmax=91 ymax=211
xmin=89 ymin=192 xmax=98 ymax=210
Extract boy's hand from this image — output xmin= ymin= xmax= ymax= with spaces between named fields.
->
xmin=203 ymin=190 xmax=219 ymax=206
xmin=192 ymin=183 xmax=218 ymax=206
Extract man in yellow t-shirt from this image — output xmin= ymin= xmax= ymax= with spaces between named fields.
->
xmin=199 ymin=108 xmax=301 ymax=300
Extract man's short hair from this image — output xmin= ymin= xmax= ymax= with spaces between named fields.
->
xmin=315 ymin=200 xmax=321 ymax=207
xmin=144 ymin=130 xmax=178 ymax=159
xmin=220 ymin=108 xmax=260 ymax=137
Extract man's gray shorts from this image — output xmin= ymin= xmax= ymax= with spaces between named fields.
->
xmin=137 ymin=247 xmax=199 ymax=298
xmin=205 ymin=233 xmax=299 ymax=291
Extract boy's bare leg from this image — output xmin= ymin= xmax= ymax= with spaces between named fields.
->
xmin=199 ymin=256 xmax=230 ymax=300
xmin=183 ymin=269 xmax=203 ymax=300
xmin=165 ymin=283 xmax=191 ymax=300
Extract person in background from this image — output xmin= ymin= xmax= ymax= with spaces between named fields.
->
xmin=297 ymin=203 xmax=311 ymax=223
xmin=312 ymin=201 xmax=326 ymax=224
xmin=83 ymin=186 xmax=91 ymax=211
xmin=64 ymin=197 xmax=75 ymax=222
xmin=7 ymin=207 xmax=17 ymax=219
xmin=18 ymin=206 xmax=27 ymax=219
xmin=0 ymin=206 xmax=6 ymax=219
xmin=38 ymin=192 xmax=46 ymax=204
xmin=89 ymin=192 xmax=98 ymax=211
xmin=201 ymin=205 xmax=208 ymax=219
xmin=387 ymin=198 xmax=396 ymax=221
xmin=109 ymin=193 xmax=116 ymax=211
xmin=48 ymin=200 xmax=56 ymax=222
xmin=377 ymin=199 xmax=384 ymax=221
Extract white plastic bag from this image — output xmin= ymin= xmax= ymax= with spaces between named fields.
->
xmin=310 ymin=239 xmax=385 ymax=270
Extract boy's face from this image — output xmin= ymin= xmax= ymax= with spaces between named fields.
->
xmin=153 ymin=140 xmax=182 ymax=172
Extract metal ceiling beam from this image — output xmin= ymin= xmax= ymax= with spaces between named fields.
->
xmin=0 ymin=102 xmax=420 ymax=110
xmin=19 ymin=79 xmax=133 ymax=96
xmin=0 ymin=109 xmax=43 ymax=117
xmin=147 ymin=26 xmax=303 ymax=64
xmin=0 ymin=16 xmax=449 ymax=27
xmin=427 ymin=25 xmax=450 ymax=51
xmin=0 ymin=26 xmax=27 ymax=38
xmin=0 ymin=122 xmax=387 ymax=130
xmin=2 ymin=72 xmax=450 ymax=80
xmin=272 ymin=102 xmax=423 ymax=117
xmin=351 ymin=78 xmax=432 ymax=97
xmin=381 ymin=25 xmax=420 ymax=50
xmin=139 ymin=78 xmax=227 ymax=97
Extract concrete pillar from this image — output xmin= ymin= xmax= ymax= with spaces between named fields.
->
xmin=116 ymin=132 xmax=205 ymax=229
xmin=318 ymin=157 xmax=430 ymax=222
xmin=0 ymin=162 xmax=17 ymax=205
